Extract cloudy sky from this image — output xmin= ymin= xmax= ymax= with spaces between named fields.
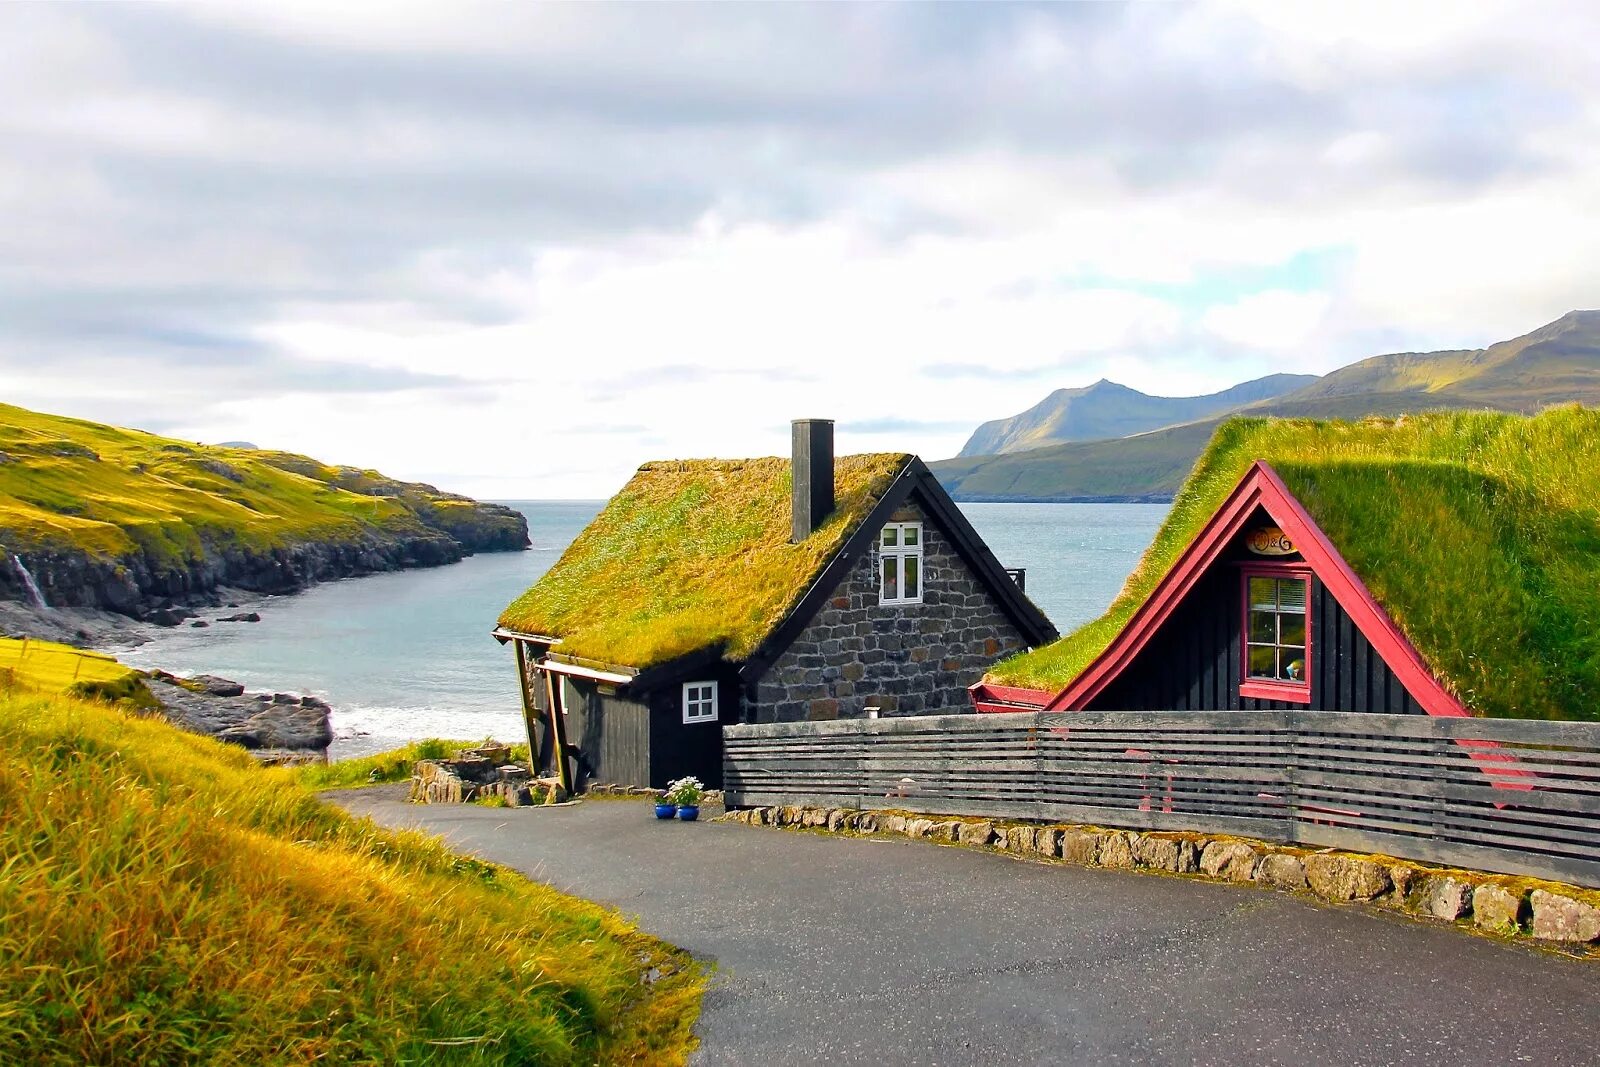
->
xmin=3 ymin=2 xmax=1597 ymax=497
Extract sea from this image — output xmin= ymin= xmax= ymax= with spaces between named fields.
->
xmin=117 ymin=501 xmax=1168 ymax=758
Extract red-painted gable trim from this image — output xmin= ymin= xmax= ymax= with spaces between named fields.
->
xmin=1043 ymin=461 xmax=1470 ymax=719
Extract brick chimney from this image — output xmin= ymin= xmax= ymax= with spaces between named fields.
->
xmin=791 ymin=419 xmax=835 ymax=542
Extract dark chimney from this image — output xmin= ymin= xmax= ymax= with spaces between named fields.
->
xmin=791 ymin=418 xmax=835 ymax=542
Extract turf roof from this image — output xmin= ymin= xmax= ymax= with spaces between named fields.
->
xmin=986 ymin=407 xmax=1600 ymax=721
xmin=499 ymin=453 xmax=912 ymax=669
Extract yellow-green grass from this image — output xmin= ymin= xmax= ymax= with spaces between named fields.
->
xmin=0 ymin=635 xmax=153 ymax=707
xmin=0 ymin=691 xmax=703 ymax=1064
xmin=0 ymin=402 xmax=478 ymax=566
xmin=500 ymin=454 xmax=910 ymax=668
xmin=989 ymin=407 xmax=1600 ymax=721
xmin=301 ymin=739 xmax=533 ymax=791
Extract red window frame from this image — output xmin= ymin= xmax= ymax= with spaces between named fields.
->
xmin=1238 ymin=563 xmax=1313 ymax=704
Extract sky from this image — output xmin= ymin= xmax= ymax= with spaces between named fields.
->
xmin=3 ymin=2 xmax=1598 ymax=498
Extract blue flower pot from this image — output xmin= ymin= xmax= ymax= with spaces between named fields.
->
xmin=654 ymin=803 xmax=677 ymax=820
xmin=676 ymin=805 xmax=700 ymax=822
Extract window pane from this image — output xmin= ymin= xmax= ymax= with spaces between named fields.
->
xmin=1247 ymin=645 xmax=1276 ymax=678
xmin=1281 ymin=648 xmax=1307 ymax=682
xmin=1279 ymin=614 xmax=1306 ymax=646
xmin=903 ymin=525 xmax=919 ymax=547
xmin=1249 ymin=577 xmax=1276 ymax=612
xmin=1248 ymin=610 xmax=1275 ymax=643
xmin=882 ymin=557 xmax=898 ymax=600
xmin=1277 ymin=578 xmax=1307 ymax=613
xmin=904 ymin=555 xmax=920 ymax=599
xmin=882 ymin=526 xmax=898 ymax=547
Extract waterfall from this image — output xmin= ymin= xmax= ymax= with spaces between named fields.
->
xmin=10 ymin=555 xmax=48 ymax=611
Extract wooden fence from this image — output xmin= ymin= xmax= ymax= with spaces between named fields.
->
xmin=722 ymin=710 xmax=1600 ymax=888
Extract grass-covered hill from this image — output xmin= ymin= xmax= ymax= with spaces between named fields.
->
xmin=0 ymin=402 xmax=529 ymax=617
xmin=988 ymin=407 xmax=1600 ymax=722
xmin=0 ymin=681 xmax=703 ymax=1063
xmin=935 ymin=311 xmax=1600 ymax=501
xmin=956 ymin=374 xmax=1318 ymax=457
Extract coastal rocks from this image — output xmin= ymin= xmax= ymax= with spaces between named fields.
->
xmin=149 ymin=673 xmax=332 ymax=755
xmin=219 ymin=612 xmax=261 ymax=623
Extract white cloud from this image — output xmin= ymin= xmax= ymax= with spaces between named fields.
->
xmin=1 ymin=2 xmax=1597 ymax=495
xmin=1202 ymin=290 xmax=1332 ymax=355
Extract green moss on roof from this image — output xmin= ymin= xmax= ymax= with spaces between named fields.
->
xmin=987 ymin=407 xmax=1600 ymax=721
xmin=499 ymin=453 xmax=912 ymax=669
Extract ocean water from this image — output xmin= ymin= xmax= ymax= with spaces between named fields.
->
xmin=118 ymin=501 xmax=1168 ymax=757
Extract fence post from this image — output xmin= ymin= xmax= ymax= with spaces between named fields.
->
xmin=1283 ymin=711 xmax=1302 ymax=847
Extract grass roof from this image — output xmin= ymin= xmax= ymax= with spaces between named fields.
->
xmin=986 ymin=407 xmax=1600 ymax=721
xmin=499 ymin=453 xmax=911 ymax=669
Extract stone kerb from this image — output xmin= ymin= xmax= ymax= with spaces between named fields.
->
xmin=716 ymin=804 xmax=1600 ymax=952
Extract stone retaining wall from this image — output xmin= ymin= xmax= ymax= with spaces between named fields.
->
xmin=409 ymin=744 xmax=564 ymax=806
xmin=719 ymin=805 xmax=1600 ymax=950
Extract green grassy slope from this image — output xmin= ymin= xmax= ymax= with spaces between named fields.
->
xmin=0 ymin=690 xmax=702 ymax=1064
xmin=0 ymin=402 xmax=527 ymax=611
xmin=987 ymin=408 xmax=1600 ymax=722
xmin=937 ymin=312 xmax=1600 ymax=502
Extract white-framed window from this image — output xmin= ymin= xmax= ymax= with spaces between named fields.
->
xmin=879 ymin=521 xmax=923 ymax=605
xmin=682 ymin=680 xmax=718 ymax=724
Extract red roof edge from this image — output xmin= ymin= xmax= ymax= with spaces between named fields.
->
xmin=1038 ymin=461 xmax=1469 ymax=719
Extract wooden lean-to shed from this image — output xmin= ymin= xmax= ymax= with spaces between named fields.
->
xmin=972 ymin=408 xmax=1600 ymax=723
xmin=495 ymin=419 xmax=1056 ymax=793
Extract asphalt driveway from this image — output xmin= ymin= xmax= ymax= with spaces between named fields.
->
xmin=331 ymin=788 xmax=1600 ymax=1066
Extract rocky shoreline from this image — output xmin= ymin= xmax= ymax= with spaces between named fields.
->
xmin=1 ymin=503 xmax=528 ymax=625
xmin=148 ymin=670 xmax=334 ymax=764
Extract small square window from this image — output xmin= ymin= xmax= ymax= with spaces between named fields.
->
xmin=879 ymin=522 xmax=923 ymax=605
xmin=1240 ymin=570 xmax=1312 ymax=701
xmin=682 ymin=681 xmax=718 ymax=724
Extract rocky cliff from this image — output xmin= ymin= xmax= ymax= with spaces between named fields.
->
xmin=0 ymin=402 xmax=529 ymax=620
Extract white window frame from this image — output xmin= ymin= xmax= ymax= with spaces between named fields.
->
xmin=682 ymin=680 xmax=718 ymax=724
xmin=878 ymin=521 xmax=924 ymax=606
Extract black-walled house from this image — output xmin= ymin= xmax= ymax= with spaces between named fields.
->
xmin=496 ymin=419 xmax=1056 ymax=792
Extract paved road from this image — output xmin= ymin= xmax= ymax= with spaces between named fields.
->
xmin=332 ymin=788 xmax=1600 ymax=1066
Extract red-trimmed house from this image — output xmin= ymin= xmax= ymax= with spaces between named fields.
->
xmin=972 ymin=460 xmax=1469 ymax=718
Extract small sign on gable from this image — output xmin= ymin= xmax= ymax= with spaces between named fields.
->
xmin=1246 ymin=525 xmax=1296 ymax=556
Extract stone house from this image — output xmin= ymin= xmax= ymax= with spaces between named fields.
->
xmin=495 ymin=419 xmax=1056 ymax=791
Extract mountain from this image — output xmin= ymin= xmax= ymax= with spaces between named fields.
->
xmin=933 ymin=311 xmax=1600 ymax=502
xmin=0 ymin=402 xmax=529 ymax=619
xmin=956 ymin=373 xmax=1319 ymax=457
xmin=1287 ymin=309 xmax=1600 ymax=410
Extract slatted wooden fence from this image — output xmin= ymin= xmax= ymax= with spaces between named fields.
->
xmin=722 ymin=710 xmax=1600 ymax=888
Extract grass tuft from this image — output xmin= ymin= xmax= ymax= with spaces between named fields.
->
xmin=0 ymin=692 xmax=703 ymax=1064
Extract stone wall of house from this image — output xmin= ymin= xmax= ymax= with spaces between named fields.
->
xmin=750 ymin=500 xmax=1029 ymax=723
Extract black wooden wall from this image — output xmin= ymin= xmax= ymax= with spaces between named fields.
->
xmin=561 ymin=678 xmax=652 ymax=788
xmin=1086 ymin=566 xmax=1425 ymax=715
xmin=556 ymin=672 xmax=734 ymax=791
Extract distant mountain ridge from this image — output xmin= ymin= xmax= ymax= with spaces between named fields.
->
xmin=957 ymin=373 xmax=1319 ymax=456
xmin=933 ymin=310 xmax=1600 ymax=502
